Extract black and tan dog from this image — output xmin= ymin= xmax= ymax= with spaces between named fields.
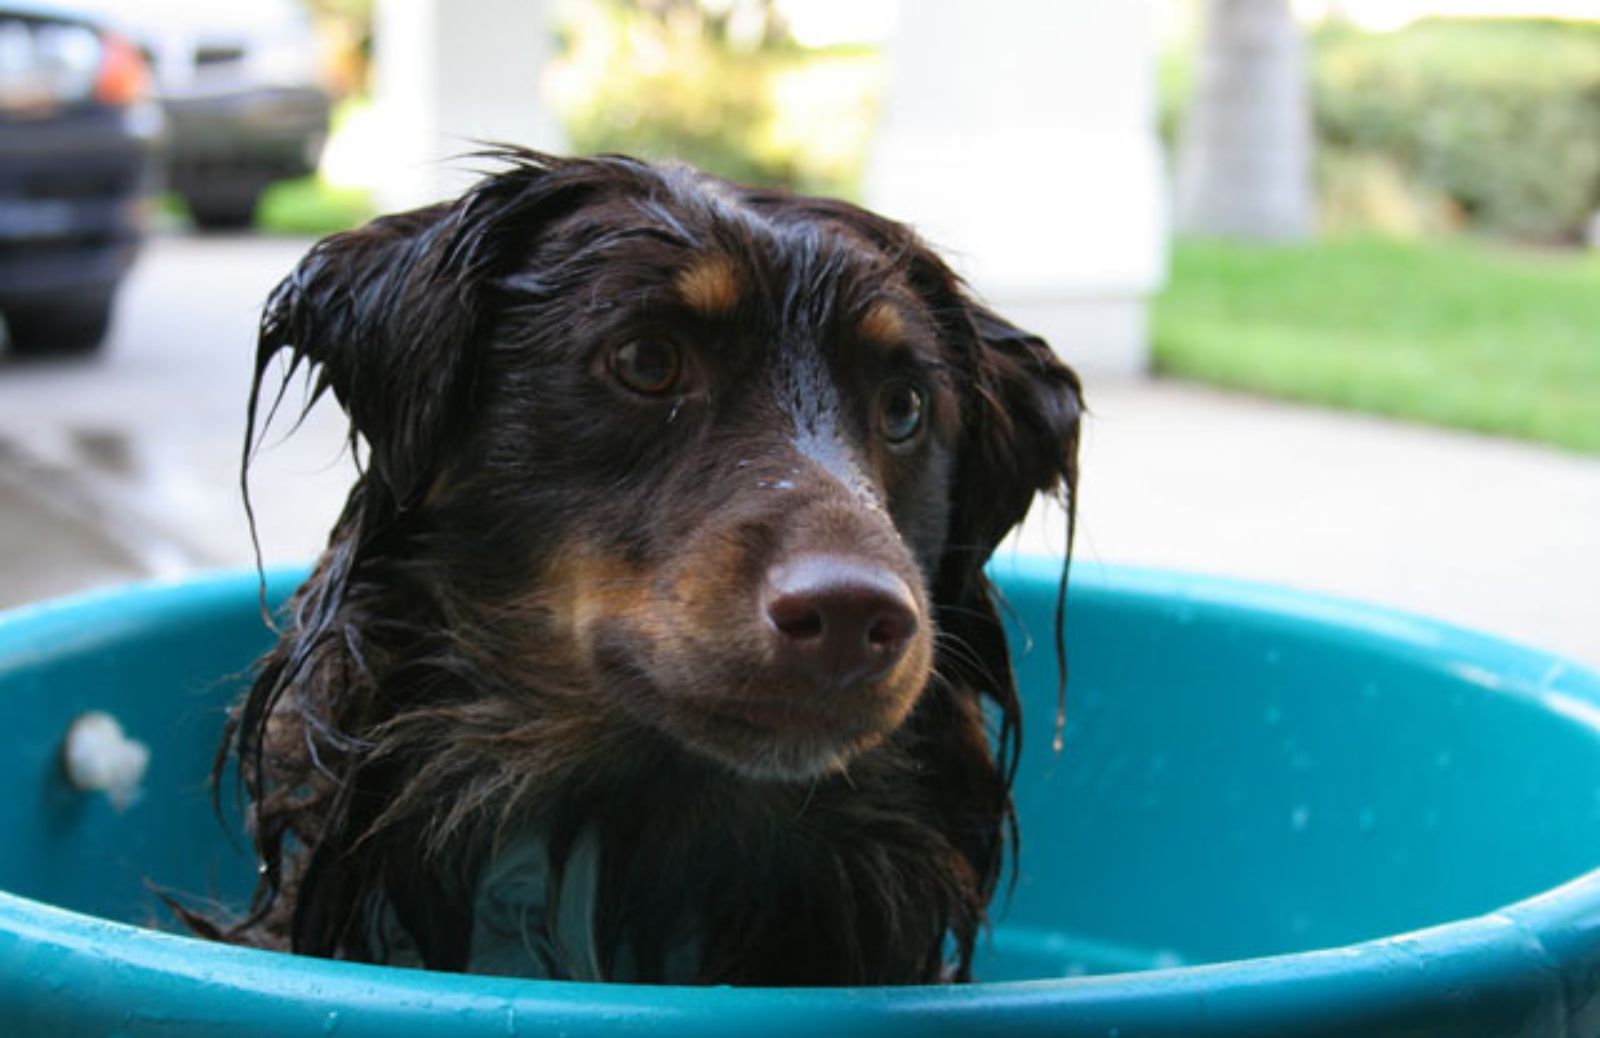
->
xmin=197 ymin=150 xmax=1082 ymax=986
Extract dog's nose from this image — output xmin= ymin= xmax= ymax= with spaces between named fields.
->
xmin=763 ymin=554 xmax=919 ymax=687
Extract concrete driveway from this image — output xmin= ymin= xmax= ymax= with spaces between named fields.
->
xmin=2 ymin=233 xmax=1597 ymax=669
xmin=1013 ymin=381 xmax=1600 ymax=670
xmin=0 ymin=234 xmax=351 ymax=604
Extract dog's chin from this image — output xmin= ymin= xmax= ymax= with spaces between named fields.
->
xmin=609 ymin=685 xmax=912 ymax=783
xmin=673 ymin=706 xmax=890 ymax=782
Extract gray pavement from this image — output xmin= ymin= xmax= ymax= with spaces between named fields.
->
xmin=1008 ymin=381 xmax=1600 ymax=669
xmin=0 ymin=234 xmax=353 ymax=602
xmin=2 ymin=235 xmax=1597 ymax=669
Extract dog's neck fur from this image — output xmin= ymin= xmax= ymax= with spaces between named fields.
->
xmin=443 ymin=729 xmax=979 ymax=984
xmin=377 ymin=703 xmax=983 ymax=984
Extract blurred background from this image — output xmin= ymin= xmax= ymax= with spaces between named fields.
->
xmin=0 ymin=0 xmax=1596 ymax=667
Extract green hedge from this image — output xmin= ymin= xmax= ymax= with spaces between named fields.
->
xmin=1313 ymin=19 xmax=1600 ymax=241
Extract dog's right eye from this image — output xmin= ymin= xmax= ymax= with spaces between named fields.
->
xmin=876 ymin=379 xmax=926 ymax=446
xmin=610 ymin=341 xmax=682 ymax=395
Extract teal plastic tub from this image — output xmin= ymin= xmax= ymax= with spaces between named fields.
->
xmin=3 ymin=559 xmax=1600 ymax=1036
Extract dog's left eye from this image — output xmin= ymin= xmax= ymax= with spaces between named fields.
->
xmin=610 ymin=340 xmax=682 ymax=395
xmin=875 ymin=380 xmax=926 ymax=445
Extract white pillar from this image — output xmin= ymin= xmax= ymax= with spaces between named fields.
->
xmin=372 ymin=0 xmax=564 ymax=212
xmin=867 ymin=0 xmax=1166 ymax=378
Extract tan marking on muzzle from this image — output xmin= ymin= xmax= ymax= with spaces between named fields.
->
xmin=658 ymin=523 xmax=756 ymax=642
xmin=537 ymin=547 xmax=657 ymax=654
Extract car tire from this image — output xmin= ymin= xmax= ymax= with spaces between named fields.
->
xmin=185 ymin=188 xmax=263 ymax=231
xmin=2 ymin=291 xmax=116 ymax=358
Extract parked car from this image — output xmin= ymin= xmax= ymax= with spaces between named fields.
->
xmin=0 ymin=2 xmax=161 ymax=357
xmin=87 ymin=0 xmax=332 ymax=229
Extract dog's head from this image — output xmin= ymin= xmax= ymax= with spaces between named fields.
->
xmin=249 ymin=151 xmax=1082 ymax=785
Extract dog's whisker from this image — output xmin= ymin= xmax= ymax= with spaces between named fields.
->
xmin=931 ymin=634 xmax=990 ymax=680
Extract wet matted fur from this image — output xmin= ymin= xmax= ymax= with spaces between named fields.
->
xmin=188 ymin=151 xmax=1083 ymax=986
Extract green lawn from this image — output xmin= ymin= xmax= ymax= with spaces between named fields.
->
xmin=1153 ymin=236 xmax=1600 ymax=454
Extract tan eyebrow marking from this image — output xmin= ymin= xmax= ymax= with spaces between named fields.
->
xmin=675 ymin=254 xmax=741 ymax=315
xmin=858 ymin=301 xmax=906 ymax=345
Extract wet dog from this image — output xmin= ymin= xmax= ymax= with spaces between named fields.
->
xmin=197 ymin=151 xmax=1082 ymax=985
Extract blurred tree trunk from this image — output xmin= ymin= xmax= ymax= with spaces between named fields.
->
xmin=1176 ymin=0 xmax=1314 ymax=240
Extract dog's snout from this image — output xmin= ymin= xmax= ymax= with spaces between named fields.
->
xmin=763 ymin=554 xmax=919 ymax=687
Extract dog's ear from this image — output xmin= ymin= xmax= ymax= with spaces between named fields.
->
xmin=251 ymin=205 xmax=475 ymax=509
xmin=916 ymin=286 xmax=1083 ymax=932
xmin=247 ymin=150 xmax=601 ymax=510
xmin=932 ymin=289 xmax=1083 ymax=893
xmin=946 ymin=301 xmax=1083 ymax=579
